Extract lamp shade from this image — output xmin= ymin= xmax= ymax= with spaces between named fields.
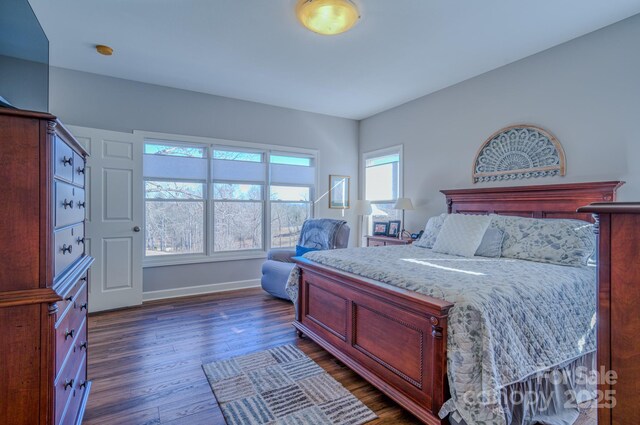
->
xmin=354 ymin=199 xmax=372 ymax=216
xmin=296 ymin=0 xmax=360 ymax=35
xmin=393 ymin=197 xmax=414 ymax=210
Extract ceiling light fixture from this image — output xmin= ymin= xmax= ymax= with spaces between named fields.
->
xmin=96 ymin=45 xmax=113 ymax=56
xmin=296 ymin=0 xmax=360 ymax=36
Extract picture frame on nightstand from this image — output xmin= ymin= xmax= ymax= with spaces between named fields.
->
xmin=387 ymin=220 xmax=401 ymax=238
xmin=372 ymin=221 xmax=389 ymax=236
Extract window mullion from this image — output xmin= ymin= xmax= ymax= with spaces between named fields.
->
xmin=266 ymin=152 xmax=272 ymax=251
xmin=207 ymin=144 xmax=213 ymax=257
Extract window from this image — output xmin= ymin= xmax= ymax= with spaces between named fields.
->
xmin=144 ymin=143 xmax=207 ymax=256
xmin=363 ymin=147 xmax=402 ymax=222
xmin=143 ymin=139 xmax=316 ymax=263
xmin=212 ymin=149 xmax=266 ymax=252
xmin=270 ymin=186 xmax=312 ymax=248
xmin=269 ymin=154 xmax=315 ymax=248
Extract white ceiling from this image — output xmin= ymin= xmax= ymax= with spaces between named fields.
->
xmin=29 ymin=0 xmax=640 ymax=120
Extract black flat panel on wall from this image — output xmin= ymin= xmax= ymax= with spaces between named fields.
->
xmin=0 ymin=0 xmax=49 ymax=112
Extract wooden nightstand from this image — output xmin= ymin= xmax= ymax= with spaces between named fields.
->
xmin=366 ymin=235 xmax=414 ymax=247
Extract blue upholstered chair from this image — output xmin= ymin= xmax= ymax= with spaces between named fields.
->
xmin=261 ymin=218 xmax=350 ymax=299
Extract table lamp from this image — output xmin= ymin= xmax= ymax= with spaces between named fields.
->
xmin=354 ymin=200 xmax=372 ymax=245
xmin=393 ymin=197 xmax=414 ymax=238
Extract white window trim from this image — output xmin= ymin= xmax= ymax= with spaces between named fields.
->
xmin=138 ymin=130 xmax=318 ymax=268
xmin=361 ymin=144 xmax=404 ymax=203
xmin=360 ymin=145 xmax=403 ymax=246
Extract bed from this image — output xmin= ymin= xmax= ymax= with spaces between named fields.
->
xmin=288 ymin=181 xmax=623 ymax=425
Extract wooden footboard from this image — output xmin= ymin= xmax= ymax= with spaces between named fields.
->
xmin=293 ymin=257 xmax=453 ymax=425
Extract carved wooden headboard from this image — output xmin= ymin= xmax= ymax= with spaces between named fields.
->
xmin=441 ymin=181 xmax=624 ymax=223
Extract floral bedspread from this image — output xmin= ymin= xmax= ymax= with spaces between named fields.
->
xmin=285 ymin=245 xmax=596 ymax=425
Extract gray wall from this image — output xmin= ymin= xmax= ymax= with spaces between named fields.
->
xmin=49 ymin=68 xmax=359 ymax=293
xmin=360 ymin=14 xmax=640 ymax=234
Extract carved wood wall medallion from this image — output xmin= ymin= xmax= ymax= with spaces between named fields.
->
xmin=473 ymin=124 xmax=566 ymax=183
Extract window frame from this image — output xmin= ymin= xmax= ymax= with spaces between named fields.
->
xmin=211 ymin=181 xmax=266 ymax=254
xmin=362 ymin=144 xmax=403 ymax=206
xmin=140 ymin=131 xmax=317 ymax=267
xmin=143 ymin=143 xmax=209 ymax=259
xmin=361 ymin=145 xmax=404 ymax=241
xmin=269 ymin=183 xmax=314 ymax=249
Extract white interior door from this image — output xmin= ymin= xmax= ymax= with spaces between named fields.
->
xmin=68 ymin=125 xmax=143 ymax=312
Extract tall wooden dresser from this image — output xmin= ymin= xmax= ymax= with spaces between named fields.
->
xmin=0 ymin=108 xmax=94 ymax=425
xmin=578 ymin=202 xmax=640 ymax=425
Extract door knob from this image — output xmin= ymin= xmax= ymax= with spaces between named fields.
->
xmin=133 ymin=226 xmax=141 ymax=232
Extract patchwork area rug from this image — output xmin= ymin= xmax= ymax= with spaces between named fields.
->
xmin=202 ymin=344 xmax=377 ymax=425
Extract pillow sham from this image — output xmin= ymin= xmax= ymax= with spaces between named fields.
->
xmin=432 ymin=214 xmax=491 ymax=257
xmin=490 ymin=215 xmax=594 ymax=266
xmin=413 ymin=213 xmax=447 ymax=248
xmin=474 ymin=228 xmax=504 ymax=258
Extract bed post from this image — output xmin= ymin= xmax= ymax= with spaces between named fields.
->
xmin=430 ymin=316 xmax=449 ymax=417
xmin=446 ymin=198 xmax=453 ymax=214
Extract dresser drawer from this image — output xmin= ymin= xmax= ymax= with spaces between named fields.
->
xmin=73 ymin=152 xmax=86 ymax=187
xmin=55 ymin=307 xmax=86 ymax=378
xmin=56 ymin=316 xmax=87 ymax=383
xmin=54 ymin=349 xmax=86 ymax=425
xmin=56 ymin=283 xmax=88 ymax=374
xmin=60 ymin=353 xmax=89 ymax=425
xmin=55 ymin=181 xmax=86 ymax=228
xmin=56 ymin=274 xmax=88 ymax=326
xmin=54 ymin=224 xmax=84 ymax=277
xmin=54 ymin=136 xmax=75 ymax=183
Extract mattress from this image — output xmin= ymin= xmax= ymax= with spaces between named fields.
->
xmin=286 ymin=245 xmax=596 ymax=425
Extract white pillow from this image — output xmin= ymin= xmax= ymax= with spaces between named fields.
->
xmin=413 ymin=213 xmax=447 ymax=248
xmin=432 ymin=214 xmax=491 ymax=257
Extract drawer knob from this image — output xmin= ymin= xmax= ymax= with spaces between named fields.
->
xmin=65 ymin=295 xmax=73 ymax=302
xmin=62 ymin=198 xmax=74 ymax=209
xmin=61 ymin=244 xmax=73 ymax=255
xmin=80 ymin=303 xmax=88 ymax=311
xmin=77 ymin=167 xmax=85 ymax=175
xmin=64 ymin=379 xmax=74 ymax=390
xmin=80 ymin=276 xmax=87 ymax=282
xmin=76 ymin=237 xmax=85 ymax=245
xmin=64 ymin=328 xmax=75 ymax=340
xmin=80 ymin=341 xmax=88 ymax=351
xmin=77 ymin=201 xmax=86 ymax=208
xmin=62 ymin=156 xmax=73 ymax=166
xmin=79 ymin=381 xmax=87 ymax=389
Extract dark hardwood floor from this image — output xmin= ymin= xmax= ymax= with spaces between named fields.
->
xmin=85 ymin=288 xmax=421 ymax=424
xmin=85 ymin=288 xmax=596 ymax=425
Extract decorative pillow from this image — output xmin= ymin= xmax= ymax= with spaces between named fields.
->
xmin=490 ymin=215 xmax=595 ymax=266
xmin=432 ymin=214 xmax=491 ymax=257
xmin=296 ymin=245 xmax=320 ymax=257
xmin=413 ymin=213 xmax=447 ymax=248
xmin=475 ymin=228 xmax=504 ymax=258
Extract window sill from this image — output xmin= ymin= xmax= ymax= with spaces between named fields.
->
xmin=143 ymin=251 xmax=267 ymax=268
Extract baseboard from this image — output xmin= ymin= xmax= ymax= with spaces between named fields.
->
xmin=142 ymin=278 xmax=261 ymax=302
